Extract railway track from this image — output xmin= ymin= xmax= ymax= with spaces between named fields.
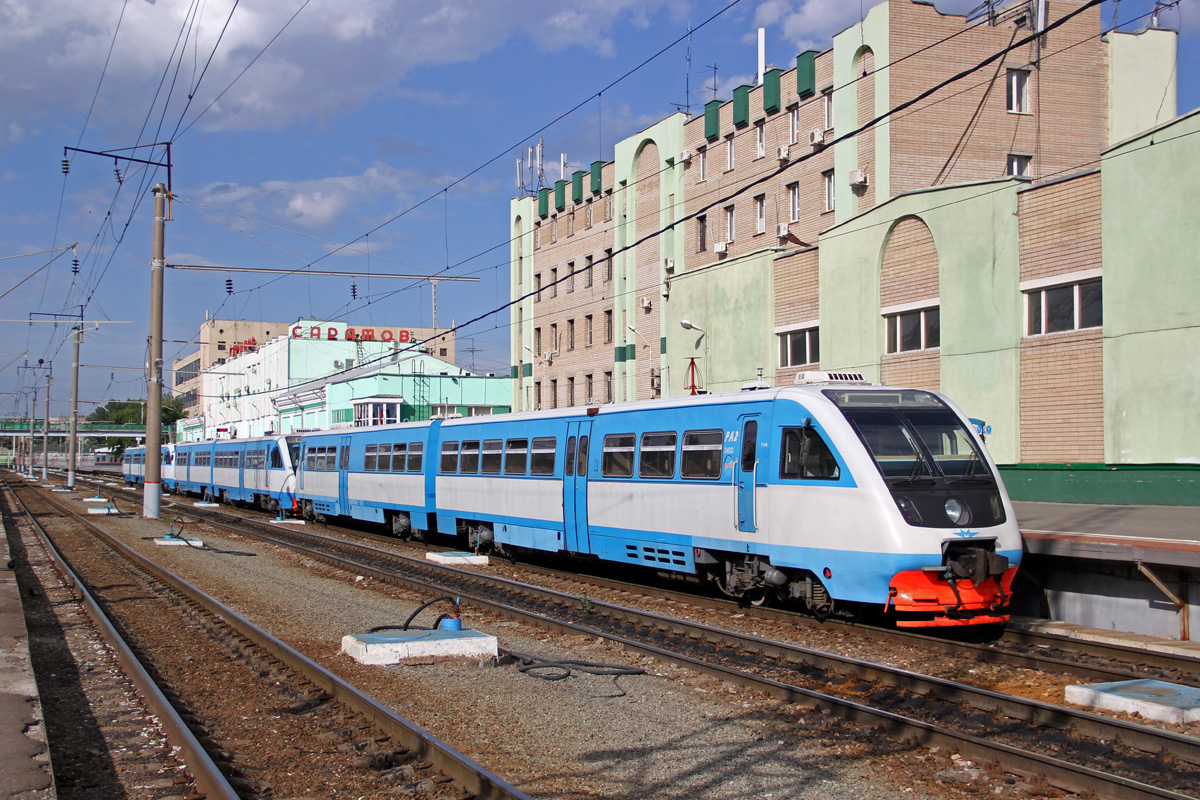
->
xmin=6 ymin=476 xmax=531 ymax=800
xmin=65 ymin=476 xmax=1200 ymax=800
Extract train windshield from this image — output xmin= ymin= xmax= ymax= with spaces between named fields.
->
xmin=286 ymin=436 xmax=302 ymax=472
xmin=823 ymin=389 xmax=989 ymax=481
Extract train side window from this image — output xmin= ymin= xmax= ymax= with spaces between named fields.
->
xmin=681 ymin=429 xmax=723 ymax=479
xmin=407 ymin=442 xmax=423 ymax=472
xmin=364 ymin=444 xmax=378 ymax=471
xmin=505 ymin=438 xmax=528 ymax=475
xmin=481 ymin=439 xmax=503 ymax=474
xmin=639 ymin=432 xmax=677 ymax=479
xmin=577 ymin=435 xmax=589 ymax=476
xmin=391 ymin=443 xmax=407 ymax=471
xmin=780 ymin=427 xmax=840 ymax=480
xmin=339 ymin=446 xmax=349 ymax=470
xmin=440 ymin=442 xmax=460 ymax=473
xmin=316 ymin=447 xmax=328 ymax=470
xmin=601 ymin=434 xmax=635 ymax=477
xmin=741 ymin=420 xmax=758 ymax=472
xmin=565 ymin=437 xmax=576 ymax=477
xmin=531 ymin=437 xmax=556 ymax=475
xmin=271 ymin=447 xmax=282 ymax=469
xmin=378 ymin=443 xmax=392 ymax=471
xmin=459 ymin=441 xmax=480 ymax=474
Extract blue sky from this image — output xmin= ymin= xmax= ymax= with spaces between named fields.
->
xmin=1 ymin=0 xmax=1196 ymax=418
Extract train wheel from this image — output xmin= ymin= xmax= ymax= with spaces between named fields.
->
xmin=747 ymin=589 xmax=771 ymax=608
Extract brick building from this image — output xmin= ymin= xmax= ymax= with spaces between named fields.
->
xmin=510 ymin=0 xmax=1194 ymax=502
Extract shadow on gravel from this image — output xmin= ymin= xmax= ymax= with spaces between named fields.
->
xmin=1 ymin=503 xmax=126 ymax=799
xmin=561 ymin=706 xmax=909 ymax=800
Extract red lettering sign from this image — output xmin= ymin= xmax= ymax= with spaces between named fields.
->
xmin=399 ymin=330 xmax=410 ymax=342
xmin=326 ymin=327 xmax=338 ymax=340
xmin=292 ymin=325 xmax=302 ymax=337
xmin=308 ymin=326 xmax=321 ymax=339
xmin=380 ymin=330 xmax=394 ymax=342
xmin=360 ymin=328 xmax=375 ymax=341
xmin=345 ymin=327 xmax=356 ymax=340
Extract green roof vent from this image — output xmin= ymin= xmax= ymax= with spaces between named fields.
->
xmin=796 ymin=50 xmax=819 ymax=99
xmin=590 ymin=160 xmax=604 ymax=194
xmin=704 ymin=99 xmax=722 ymax=142
xmin=554 ymin=179 xmax=567 ymax=212
xmin=763 ymin=68 xmax=783 ymax=114
xmin=733 ymin=84 xmax=751 ymax=128
xmin=538 ymin=188 xmax=550 ymax=218
xmin=572 ymin=170 xmax=586 ymax=204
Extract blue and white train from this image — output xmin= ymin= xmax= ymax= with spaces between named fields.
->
xmin=124 ymin=375 xmax=1021 ymax=627
xmin=125 ymin=434 xmax=301 ymax=514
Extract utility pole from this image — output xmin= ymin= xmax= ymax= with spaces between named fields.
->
xmin=42 ymin=372 xmax=49 ymax=483
xmin=144 ymin=183 xmax=165 ymax=518
xmin=27 ymin=394 xmax=34 ymax=476
xmin=67 ymin=325 xmax=81 ymax=489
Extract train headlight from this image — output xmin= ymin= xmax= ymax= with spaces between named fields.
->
xmin=895 ymin=495 xmax=922 ymax=524
xmin=944 ymin=498 xmax=970 ymax=525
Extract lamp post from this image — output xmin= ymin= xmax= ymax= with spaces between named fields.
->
xmin=680 ymin=320 xmax=706 ymax=395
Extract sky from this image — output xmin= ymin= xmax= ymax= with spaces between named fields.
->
xmin=0 ymin=0 xmax=1196 ymax=420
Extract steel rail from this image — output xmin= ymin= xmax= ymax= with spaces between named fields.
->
xmin=166 ymin=507 xmax=1200 ymax=800
xmin=3 ymin=478 xmax=241 ymax=800
xmin=24 ymin=479 xmax=534 ymax=800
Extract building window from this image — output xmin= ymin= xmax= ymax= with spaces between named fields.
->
xmin=779 ymin=327 xmax=820 ymax=367
xmin=604 ymin=248 xmax=613 ymax=282
xmin=1007 ymin=153 xmax=1031 ymax=177
xmin=823 ymin=170 xmax=835 ymax=212
xmin=585 ymin=373 xmax=594 ymax=404
xmin=217 ymin=341 xmax=226 ymax=351
xmin=823 ymin=88 xmax=834 ymax=130
xmin=604 ymin=310 xmax=613 ymax=343
xmin=551 ymin=218 xmax=557 ymax=243
xmin=550 ymin=323 xmax=557 ymax=354
xmin=789 ymin=106 xmax=800 ymax=143
xmin=697 ymin=214 xmax=707 ymax=252
xmin=885 ymin=307 xmax=940 ymax=354
xmin=534 ymin=381 xmax=542 ymax=408
xmin=788 ymin=183 xmax=800 ymax=222
xmin=549 ymin=379 xmax=558 ymax=408
xmin=1007 ymin=68 xmax=1030 ymax=113
xmin=604 ymin=371 xmax=613 ymax=403
xmin=585 ymin=255 xmax=593 ymax=287
xmin=549 ymin=268 xmax=558 ymax=298
xmin=755 ymin=122 xmax=765 ymax=159
xmin=567 ymin=319 xmax=575 ymax=350
xmin=585 ymin=315 xmax=593 ymax=346
xmin=725 ymin=135 xmax=735 ymax=171
xmin=568 ymin=213 xmax=575 ymax=236
xmin=567 ymin=377 xmax=575 ymax=406
xmin=1026 ymin=279 xmax=1102 ymax=336
xmin=725 ymin=205 xmax=735 ymax=242
xmin=534 ymin=327 xmax=542 ymax=355
xmin=755 ymin=195 xmax=766 ymax=235
xmin=698 ymin=147 xmax=707 ymax=181
xmin=534 ymin=273 xmax=542 ymax=302
xmin=534 ymin=224 xmax=541 ymax=249
xmin=586 ymin=204 xmax=593 ymax=228
xmin=567 ymin=262 xmax=575 ymax=293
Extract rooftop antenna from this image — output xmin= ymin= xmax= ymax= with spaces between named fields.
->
xmin=705 ymin=63 xmax=719 ymax=101
xmin=757 ymin=27 xmax=765 ymax=86
xmin=670 ymin=23 xmax=694 ymax=117
xmin=535 ymin=139 xmax=546 ymax=189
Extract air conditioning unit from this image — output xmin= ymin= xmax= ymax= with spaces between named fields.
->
xmin=333 ymin=360 xmax=342 ymax=367
xmin=640 ymin=297 xmax=653 ymax=310
xmin=850 ymin=169 xmax=869 ymax=187
xmin=678 ymin=149 xmax=694 ymax=163
xmin=543 ymin=351 xmax=554 ymax=363
xmin=714 ymin=241 xmax=728 ymax=254
xmin=777 ymin=223 xmax=790 ymax=238
xmin=663 ymin=257 xmax=675 ymax=274
xmin=776 ymin=145 xmax=790 ymax=161
xmin=650 ymin=375 xmax=661 ymax=390
xmin=809 ymin=129 xmax=825 ymax=146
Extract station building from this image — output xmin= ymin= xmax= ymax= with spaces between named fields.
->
xmin=173 ymin=319 xmax=509 ymax=441
xmin=509 ymin=0 xmax=1197 ymax=504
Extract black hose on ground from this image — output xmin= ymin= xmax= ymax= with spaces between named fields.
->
xmin=368 ymin=595 xmax=459 ymax=633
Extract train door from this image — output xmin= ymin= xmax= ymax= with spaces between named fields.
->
xmin=735 ymin=414 xmax=761 ymax=533
xmin=562 ymin=420 xmax=592 ymax=553
xmin=337 ymin=435 xmax=352 ymax=515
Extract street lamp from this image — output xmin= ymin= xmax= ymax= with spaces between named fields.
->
xmin=680 ymin=320 xmax=705 ymax=333
xmin=680 ymin=320 xmax=706 ymax=395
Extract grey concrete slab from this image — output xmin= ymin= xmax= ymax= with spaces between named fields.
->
xmin=1014 ymin=501 xmax=1200 ymax=567
xmin=0 ymin=518 xmax=54 ymax=798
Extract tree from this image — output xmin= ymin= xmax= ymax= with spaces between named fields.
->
xmin=88 ymin=397 xmax=188 ymax=456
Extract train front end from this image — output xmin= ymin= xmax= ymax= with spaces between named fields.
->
xmin=823 ymin=387 xmax=1021 ymax=628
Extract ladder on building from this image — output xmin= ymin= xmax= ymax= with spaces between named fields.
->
xmin=411 ymin=361 xmax=430 ymax=421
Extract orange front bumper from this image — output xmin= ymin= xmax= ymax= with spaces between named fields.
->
xmin=888 ymin=566 xmax=1018 ymax=627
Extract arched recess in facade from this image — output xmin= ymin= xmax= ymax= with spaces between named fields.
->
xmin=852 ymin=45 xmax=877 ymax=212
xmin=630 ymin=138 xmax=663 ymax=401
xmin=879 ymin=214 xmax=940 ymax=391
xmin=512 ymin=213 xmax=528 ymax=411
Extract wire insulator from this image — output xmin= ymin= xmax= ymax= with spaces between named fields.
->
xmin=225 ymin=277 xmax=233 ymax=294
xmin=61 ymin=159 xmax=70 ymax=175
xmin=72 ymin=258 xmax=80 ymax=275
xmin=351 ymin=281 xmax=357 ymax=300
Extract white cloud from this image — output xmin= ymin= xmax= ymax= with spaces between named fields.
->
xmin=0 ymin=0 xmax=679 ymax=138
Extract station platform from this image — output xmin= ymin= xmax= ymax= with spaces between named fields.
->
xmin=1014 ymin=500 xmax=1200 ymax=568
xmin=0 ymin=513 xmax=54 ymax=796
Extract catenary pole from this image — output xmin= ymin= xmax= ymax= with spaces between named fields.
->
xmin=41 ymin=373 xmax=49 ymax=483
xmin=144 ymin=183 xmax=165 ymax=518
xmin=67 ymin=325 xmax=81 ymax=489
xmin=27 ymin=395 xmax=34 ymax=475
